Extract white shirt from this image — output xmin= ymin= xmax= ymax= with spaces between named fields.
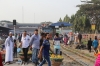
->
xmin=54 ymin=41 xmax=60 ymax=46
xmin=21 ymin=35 xmax=30 ymax=48
xmin=12 ymin=36 xmax=15 ymax=40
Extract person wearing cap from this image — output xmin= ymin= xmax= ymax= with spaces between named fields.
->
xmin=29 ymin=29 xmax=40 ymax=66
xmin=4 ymin=32 xmax=14 ymax=65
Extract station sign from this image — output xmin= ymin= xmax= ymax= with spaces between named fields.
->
xmin=91 ymin=24 xmax=95 ymax=30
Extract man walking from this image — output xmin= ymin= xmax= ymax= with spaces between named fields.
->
xmin=29 ymin=29 xmax=40 ymax=66
xmin=38 ymin=33 xmax=54 ymax=66
xmin=21 ymin=31 xmax=30 ymax=65
xmin=39 ymin=33 xmax=45 ymax=62
xmin=87 ymin=38 xmax=92 ymax=53
xmin=4 ymin=32 xmax=14 ymax=65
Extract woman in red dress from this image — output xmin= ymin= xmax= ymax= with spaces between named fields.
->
xmin=0 ymin=53 xmax=3 ymax=66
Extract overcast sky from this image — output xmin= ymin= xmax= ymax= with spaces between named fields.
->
xmin=0 ymin=0 xmax=82 ymax=23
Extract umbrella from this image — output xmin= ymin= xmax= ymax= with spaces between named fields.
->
xmin=49 ymin=22 xmax=72 ymax=27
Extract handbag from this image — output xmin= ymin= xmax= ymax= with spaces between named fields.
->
xmin=17 ymin=48 xmax=21 ymax=53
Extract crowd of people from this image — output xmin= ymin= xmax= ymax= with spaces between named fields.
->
xmin=2 ymin=29 xmax=62 ymax=66
xmin=1 ymin=29 xmax=100 ymax=66
xmin=60 ymin=33 xmax=82 ymax=47
xmin=0 ymin=30 xmax=88 ymax=66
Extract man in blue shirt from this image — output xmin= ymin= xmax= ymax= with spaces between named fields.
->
xmin=38 ymin=33 xmax=54 ymax=66
xmin=92 ymin=36 xmax=98 ymax=51
xmin=29 ymin=29 xmax=40 ymax=66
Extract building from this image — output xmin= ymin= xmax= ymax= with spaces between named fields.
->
xmin=8 ymin=23 xmax=41 ymax=34
xmin=0 ymin=20 xmax=41 ymax=34
xmin=0 ymin=20 xmax=12 ymax=37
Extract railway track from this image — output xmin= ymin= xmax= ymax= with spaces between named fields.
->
xmin=61 ymin=54 xmax=83 ymax=66
xmin=61 ymin=46 xmax=94 ymax=66
xmin=50 ymin=41 xmax=95 ymax=66
xmin=61 ymin=45 xmax=95 ymax=62
xmin=64 ymin=45 xmax=95 ymax=58
xmin=50 ymin=45 xmax=83 ymax=66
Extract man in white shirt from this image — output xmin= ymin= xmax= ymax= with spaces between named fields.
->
xmin=21 ymin=31 xmax=30 ymax=65
xmin=12 ymin=34 xmax=16 ymax=40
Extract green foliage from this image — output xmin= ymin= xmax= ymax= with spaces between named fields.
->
xmin=79 ymin=0 xmax=100 ymax=32
xmin=63 ymin=15 xmax=70 ymax=22
xmin=59 ymin=18 xmax=62 ymax=22
xmin=69 ymin=14 xmax=90 ymax=33
xmin=58 ymin=0 xmax=100 ymax=33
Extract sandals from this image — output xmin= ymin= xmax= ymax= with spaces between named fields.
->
xmin=4 ymin=62 xmax=13 ymax=65
xmin=4 ymin=62 xmax=10 ymax=65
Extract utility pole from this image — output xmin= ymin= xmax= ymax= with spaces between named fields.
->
xmin=22 ymin=6 xmax=24 ymax=23
xmin=34 ymin=13 xmax=35 ymax=23
xmin=13 ymin=20 xmax=16 ymax=37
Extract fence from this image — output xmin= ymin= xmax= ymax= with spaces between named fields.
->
xmin=82 ymin=34 xmax=100 ymax=41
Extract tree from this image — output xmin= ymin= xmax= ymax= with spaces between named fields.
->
xmin=76 ymin=0 xmax=100 ymax=32
xmin=70 ymin=15 xmax=75 ymax=24
xmin=71 ymin=14 xmax=91 ymax=33
xmin=59 ymin=18 xmax=62 ymax=22
xmin=58 ymin=0 xmax=100 ymax=33
xmin=63 ymin=15 xmax=70 ymax=22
